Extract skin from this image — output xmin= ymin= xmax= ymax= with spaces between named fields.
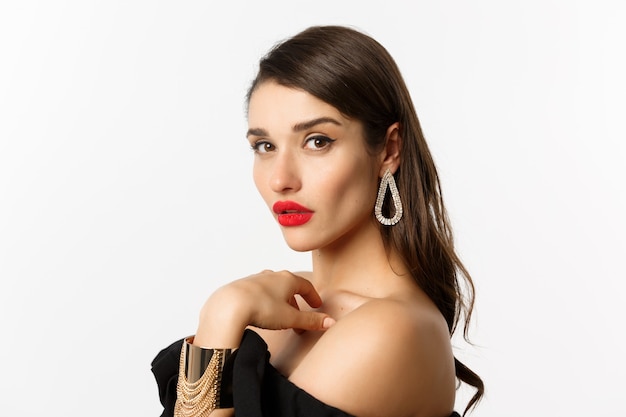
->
xmin=195 ymin=81 xmax=456 ymax=417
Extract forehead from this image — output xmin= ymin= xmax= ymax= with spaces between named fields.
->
xmin=247 ymin=81 xmax=350 ymax=129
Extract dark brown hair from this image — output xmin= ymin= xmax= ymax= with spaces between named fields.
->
xmin=247 ymin=25 xmax=483 ymax=414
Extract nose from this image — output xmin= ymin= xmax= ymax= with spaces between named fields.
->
xmin=269 ymin=151 xmax=301 ymax=193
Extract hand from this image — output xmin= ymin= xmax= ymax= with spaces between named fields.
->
xmin=193 ymin=270 xmax=335 ymax=347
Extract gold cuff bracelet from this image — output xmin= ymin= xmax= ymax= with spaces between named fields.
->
xmin=174 ymin=337 xmax=237 ymax=417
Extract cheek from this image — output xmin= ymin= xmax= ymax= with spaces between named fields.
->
xmin=252 ymin=163 xmax=268 ymax=201
xmin=316 ymin=160 xmax=377 ymax=206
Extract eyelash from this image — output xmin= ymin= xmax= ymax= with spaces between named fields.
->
xmin=250 ymin=141 xmax=274 ymax=154
xmin=250 ymin=135 xmax=336 ymax=154
xmin=304 ymin=135 xmax=336 ymax=150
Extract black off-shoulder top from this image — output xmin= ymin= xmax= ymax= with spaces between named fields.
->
xmin=152 ymin=329 xmax=460 ymax=417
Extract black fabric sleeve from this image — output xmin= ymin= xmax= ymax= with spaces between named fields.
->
xmin=151 ymin=338 xmax=184 ymax=417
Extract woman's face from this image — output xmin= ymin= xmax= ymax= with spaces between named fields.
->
xmin=247 ymin=81 xmax=381 ymax=252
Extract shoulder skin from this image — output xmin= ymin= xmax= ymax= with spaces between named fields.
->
xmin=287 ymin=298 xmax=456 ymax=417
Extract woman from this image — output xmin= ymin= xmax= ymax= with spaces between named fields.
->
xmin=152 ymin=25 xmax=483 ymax=417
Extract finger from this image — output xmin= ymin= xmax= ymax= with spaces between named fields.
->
xmin=288 ymin=296 xmax=305 ymax=334
xmin=290 ymin=275 xmax=323 ymax=308
xmin=286 ymin=293 xmax=304 ymax=334
xmin=288 ymin=296 xmax=299 ymax=310
xmin=289 ymin=311 xmax=336 ymax=331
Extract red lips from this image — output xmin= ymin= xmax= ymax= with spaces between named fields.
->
xmin=272 ymin=201 xmax=314 ymax=226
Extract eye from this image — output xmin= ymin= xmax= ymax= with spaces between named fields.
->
xmin=251 ymin=141 xmax=275 ymax=154
xmin=304 ymin=135 xmax=335 ymax=150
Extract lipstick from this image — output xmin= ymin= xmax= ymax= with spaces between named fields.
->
xmin=272 ymin=201 xmax=314 ymax=226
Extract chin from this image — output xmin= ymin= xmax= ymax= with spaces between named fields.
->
xmin=283 ymin=240 xmax=315 ymax=253
xmin=280 ymin=231 xmax=320 ymax=253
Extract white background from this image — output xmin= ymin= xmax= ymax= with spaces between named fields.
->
xmin=1 ymin=1 xmax=624 ymax=416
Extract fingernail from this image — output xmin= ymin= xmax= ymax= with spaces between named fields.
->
xmin=322 ymin=317 xmax=336 ymax=329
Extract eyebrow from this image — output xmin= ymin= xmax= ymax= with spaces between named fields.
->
xmin=246 ymin=116 xmax=342 ymax=138
xmin=293 ymin=117 xmax=342 ymax=132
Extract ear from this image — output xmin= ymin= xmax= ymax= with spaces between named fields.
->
xmin=378 ymin=122 xmax=402 ymax=177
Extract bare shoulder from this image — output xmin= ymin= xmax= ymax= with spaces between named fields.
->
xmin=289 ymin=298 xmax=456 ymax=417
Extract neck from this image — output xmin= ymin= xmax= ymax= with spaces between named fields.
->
xmin=310 ymin=219 xmax=409 ymax=297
